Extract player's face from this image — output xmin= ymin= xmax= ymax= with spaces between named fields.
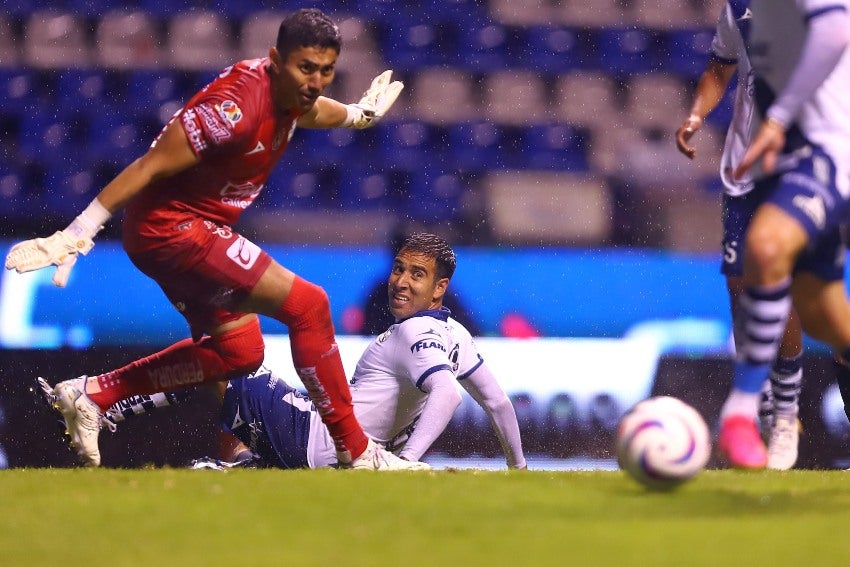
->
xmin=269 ymin=45 xmax=337 ymax=112
xmin=388 ymin=250 xmax=448 ymax=321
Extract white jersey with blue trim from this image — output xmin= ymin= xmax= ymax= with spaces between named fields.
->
xmin=310 ymin=308 xmax=482 ymax=463
xmin=749 ymin=0 xmax=850 ymax=192
xmin=712 ymin=1 xmax=760 ymax=195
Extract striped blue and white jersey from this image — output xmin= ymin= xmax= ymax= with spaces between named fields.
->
xmin=749 ymin=0 xmax=850 ymax=194
xmin=347 ymin=307 xmax=483 ymax=454
xmin=711 ymin=1 xmax=760 ymax=195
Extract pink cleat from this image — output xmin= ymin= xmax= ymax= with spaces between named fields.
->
xmin=718 ymin=415 xmax=767 ymax=470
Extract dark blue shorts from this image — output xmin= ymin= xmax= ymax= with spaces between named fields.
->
xmin=220 ymin=369 xmax=315 ymax=469
xmin=721 ymin=146 xmax=847 ymax=282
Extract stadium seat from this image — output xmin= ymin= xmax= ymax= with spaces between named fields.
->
xmin=624 ymin=72 xmax=688 ymax=129
xmin=489 ymin=0 xmax=556 ymax=25
xmin=17 ymin=109 xmax=87 ymax=164
xmin=632 ymin=0 xmax=703 ymax=30
xmin=96 ymin=9 xmax=163 ymax=69
xmin=553 ymin=0 xmax=630 ymax=27
xmin=551 ymin=71 xmax=623 ymax=128
xmin=0 ymin=14 xmax=21 ymax=67
xmin=165 ymin=10 xmax=236 ymax=71
xmin=55 ymin=69 xmax=123 ymax=115
xmin=378 ymin=19 xmax=447 ymax=70
xmin=239 ymin=10 xmax=284 ymax=61
xmin=86 ymin=112 xmax=150 ymax=164
xmin=262 ymin=165 xmax=341 ymax=210
xmin=0 ymin=69 xmax=41 ymax=115
xmin=409 ymin=67 xmax=479 ymax=125
xmin=333 ymin=16 xmax=383 ymax=75
xmin=43 ymin=159 xmax=106 ymax=216
xmin=594 ymin=27 xmax=661 ymax=75
xmin=295 ymin=126 xmax=373 ymax=168
xmin=374 ymin=120 xmax=445 ymax=170
xmin=138 ymin=0 xmax=200 ymax=19
xmin=24 ymin=10 xmax=93 ymax=68
xmin=523 ymin=123 xmax=590 ymax=171
xmin=664 ymin=28 xmax=716 ymax=81
xmin=0 ymin=160 xmax=32 ymax=219
xmin=338 ymin=167 xmax=408 ymax=212
xmin=67 ymin=0 xmax=136 ymax=17
xmin=481 ymin=70 xmax=549 ymax=125
xmin=126 ymin=69 xmax=183 ymax=117
xmin=446 ymin=121 xmax=521 ymax=170
xmin=524 ymin=25 xmax=589 ymax=74
xmin=404 ymin=169 xmax=469 ymax=223
xmin=453 ymin=22 xmax=521 ymax=73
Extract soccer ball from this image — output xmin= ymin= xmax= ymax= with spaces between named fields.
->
xmin=616 ymin=396 xmax=711 ymax=490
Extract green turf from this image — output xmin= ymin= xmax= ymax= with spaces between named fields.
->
xmin=2 ymin=468 xmax=848 ymax=566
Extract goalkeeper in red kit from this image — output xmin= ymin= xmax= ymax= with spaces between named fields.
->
xmin=4 ymin=8 xmax=426 ymax=471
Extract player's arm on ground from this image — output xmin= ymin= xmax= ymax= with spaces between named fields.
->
xmin=395 ymin=370 xmax=462 ymax=462
xmin=297 ymin=70 xmax=403 ymax=129
xmin=459 ymin=363 xmax=527 ymax=470
xmin=676 ymin=59 xmax=736 ymax=159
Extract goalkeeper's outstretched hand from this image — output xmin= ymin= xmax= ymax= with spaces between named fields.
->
xmin=345 ymin=70 xmax=404 ymax=129
xmin=5 ymin=230 xmax=94 ymax=287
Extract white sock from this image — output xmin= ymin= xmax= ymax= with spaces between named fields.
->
xmin=721 ymin=389 xmax=762 ymax=421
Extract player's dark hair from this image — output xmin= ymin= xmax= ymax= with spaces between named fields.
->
xmin=399 ymin=233 xmax=457 ymax=280
xmin=276 ymin=8 xmax=342 ymax=55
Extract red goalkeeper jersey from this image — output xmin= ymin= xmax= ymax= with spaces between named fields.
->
xmin=124 ymin=58 xmax=299 ymax=251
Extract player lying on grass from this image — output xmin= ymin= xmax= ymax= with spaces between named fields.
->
xmin=41 ymin=233 xmax=527 ymax=470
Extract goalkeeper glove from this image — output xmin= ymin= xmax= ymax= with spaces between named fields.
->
xmin=4 ymin=198 xmax=111 ymax=287
xmin=343 ymin=70 xmax=404 ymax=129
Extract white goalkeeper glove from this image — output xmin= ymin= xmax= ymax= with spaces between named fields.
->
xmin=343 ymin=70 xmax=404 ymax=129
xmin=4 ymin=198 xmax=111 ymax=287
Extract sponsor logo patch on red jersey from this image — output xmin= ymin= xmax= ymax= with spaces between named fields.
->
xmin=226 ymin=236 xmax=261 ymax=270
xmin=216 ymin=100 xmax=243 ymax=126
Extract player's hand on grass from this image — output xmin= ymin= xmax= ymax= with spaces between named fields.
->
xmin=5 ymin=230 xmax=93 ymax=287
xmin=345 ymin=70 xmax=404 ymax=129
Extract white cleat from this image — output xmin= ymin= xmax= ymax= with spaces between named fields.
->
xmin=766 ymin=414 xmax=800 ymax=471
xmin=347 ymin=439 xmax=431 ymax=471
xmin=51 ymin=377 xmax=103 ymax=467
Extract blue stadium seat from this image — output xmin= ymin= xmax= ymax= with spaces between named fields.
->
xmin=453 ymin=22 xmax=522 ymax=73
xmin=67 ymin=0 xmax=137 ymax=17
xmin=55 ymin=69 xmax=122 ymax=115
xmin=664 ymin=28 xmax=716 ymax=80
xmin=446 ymin=121 xmax=521 ymax=170
xmin=373 ymin=120 xmax=446 ymax=170
xmin=338 ymin=167 xmax=408 ymax=212
xmin=525 ymin=25 xmax=587 ymax=74
xmin=0 ymin=69 xmax=41 ymax=115
xmin=18 ymin=109 xmax=87 ymax=163
xmin=523 ymin=123 xmax=590 ymax=171
xmin=126 ymin=69 xmax=184 ymax=117
xmin=43 ymin=159 xmax=107 ymax=216
xmin=405 ymin=169 xmax=469 ymax=223
xmin=595 ymin=27 xmax=661 ymax=75
xmin=262 ymin=165 xmax=340 ymax=210
xmin=0 ymin=160 xmax=37 ymax=220
xmin=295 ymin=126 xmax=373 ymax=168
xmin=138 ymin=0 xmax=203 ymax=19
xmin=378 ymin=19 xmax=448 ymax=69
xmin=86 ymin=112 xmax=150 ymax=165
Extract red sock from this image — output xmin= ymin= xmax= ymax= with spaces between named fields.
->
xmin=87 ymin=319 xmax=265 ymax=410
xmin=278 ymin=276 xmax=368 ymax=460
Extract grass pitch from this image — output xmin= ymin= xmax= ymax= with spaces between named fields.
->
xmin=2 ymin=468 xmax=848 ymax=566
